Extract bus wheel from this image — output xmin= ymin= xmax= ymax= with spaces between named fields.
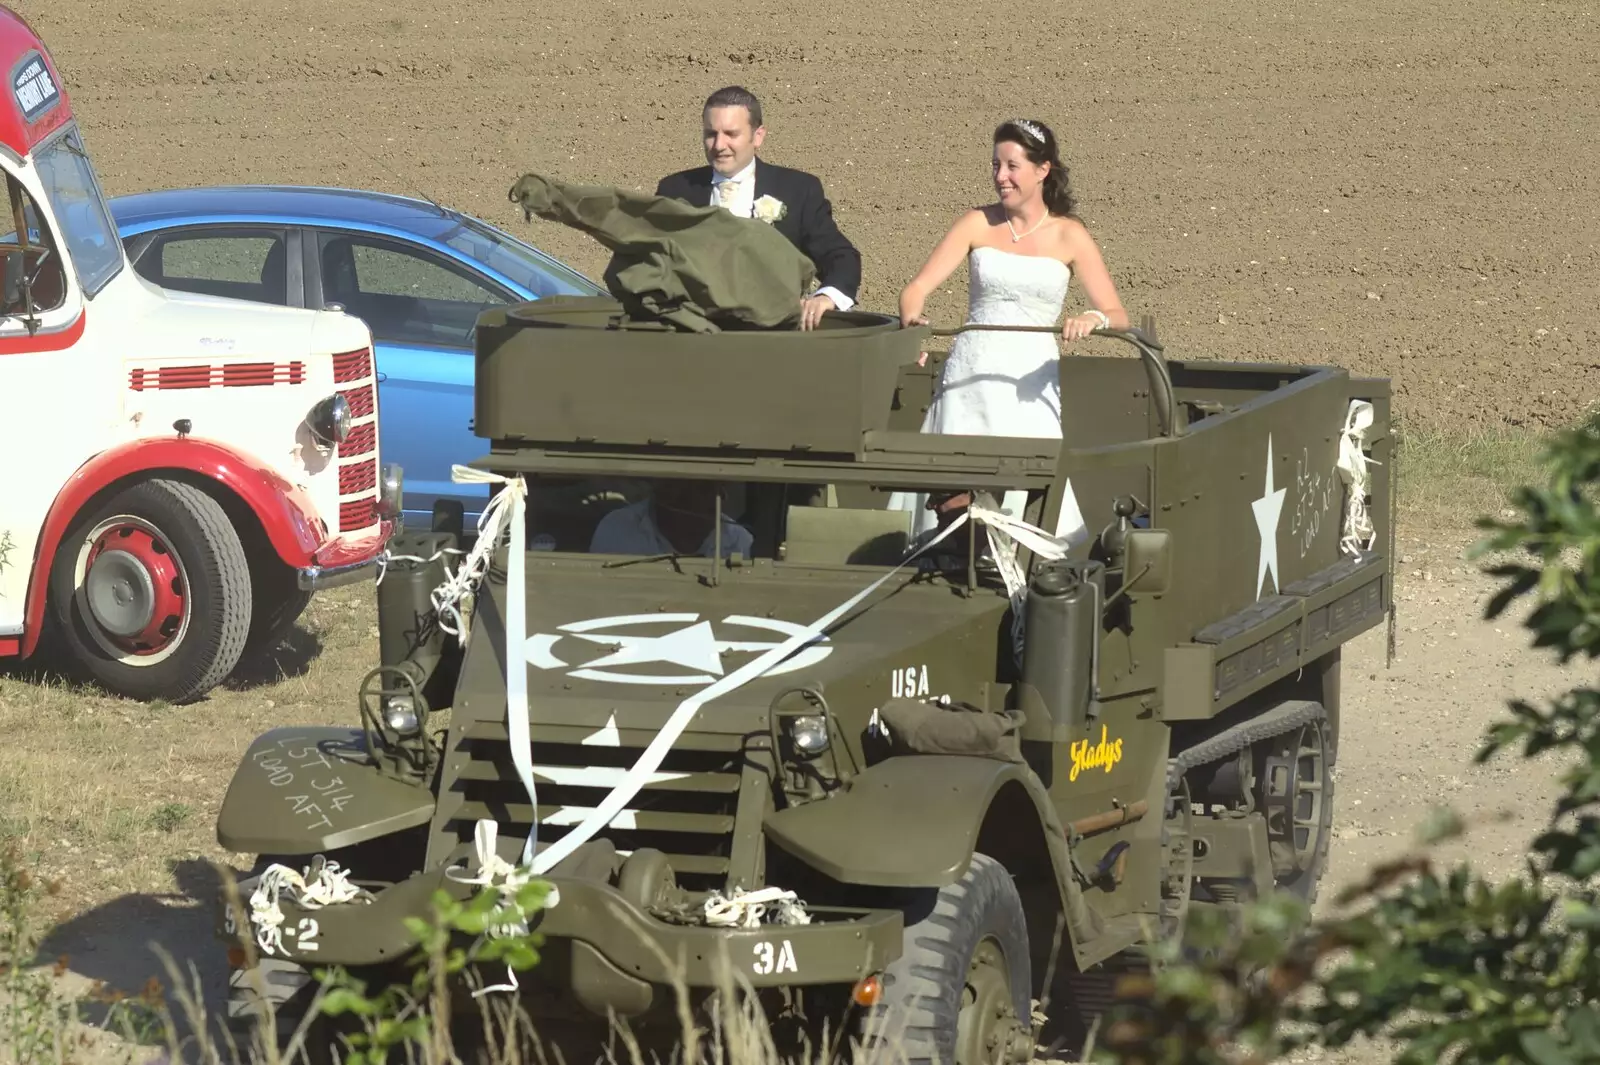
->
xmin=50 ymin=478 xmax=252 ymax=704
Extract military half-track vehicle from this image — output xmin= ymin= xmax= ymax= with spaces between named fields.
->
xmin=214 ymin=296 xmax=1393 ymax=1065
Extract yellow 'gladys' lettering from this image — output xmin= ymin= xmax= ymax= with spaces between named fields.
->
xmin=1069 ymin=725 xmax=1124 ymax=782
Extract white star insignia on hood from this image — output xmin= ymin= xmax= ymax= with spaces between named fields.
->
xmin=574 ymin=620 xmax=726 ymax=676
xmin=524 ymin=613 xmax=832 ymax=687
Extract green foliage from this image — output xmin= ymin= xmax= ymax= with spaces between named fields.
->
xmin=1094 ymin=411 xmax=1600 ymax=1065
xmin=304 ymin=877 xmax=557 ymax=1065
xmin=148 ymin=802 xmax=192 ymax=834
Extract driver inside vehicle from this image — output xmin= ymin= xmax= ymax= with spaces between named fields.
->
xmin=588 ymin=477 xmax=754 ymax=559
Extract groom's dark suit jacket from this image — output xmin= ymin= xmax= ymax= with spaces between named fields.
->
xmin=655 ymin=160 xmax=862 ymax=304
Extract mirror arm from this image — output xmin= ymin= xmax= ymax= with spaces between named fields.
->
xmin=1101 ymin=562 xmax=1152 ymax=613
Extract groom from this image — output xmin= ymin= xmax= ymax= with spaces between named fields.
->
xmin=655 ymin=85 xmax=861 ymax=330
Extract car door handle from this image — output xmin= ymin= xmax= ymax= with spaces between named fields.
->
xmin=375 ymin=372 xmax=387 ymax=383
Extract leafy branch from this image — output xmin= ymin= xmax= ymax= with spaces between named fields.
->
xmin=306 ymin=878 xmax=557 ymax=1065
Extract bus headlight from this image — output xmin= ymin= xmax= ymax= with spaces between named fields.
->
xmin=307 ymin=394 xmax=351 ymax=447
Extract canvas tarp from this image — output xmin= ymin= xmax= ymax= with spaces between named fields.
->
xmin=507 ymin=173 xmax=817 ymax=333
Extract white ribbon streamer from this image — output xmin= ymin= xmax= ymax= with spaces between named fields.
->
xmin=971 ymin=503 xmax=1082 ymax=663
xmin=432 ymin=465 xmax=529 ymax=639
xmin=1336 ymin=399 xmax=1379 ymax=557
xmin=703 ymin=886 xmax=812 ymax=929
xmin=444 ymin=464 xmax=539 ymax=866
xmin=247 ymin=859 xmax=368 ymax=956
xmin=445 ymin=819 xmax=561 ymax=997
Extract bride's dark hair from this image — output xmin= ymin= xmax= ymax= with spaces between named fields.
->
xmin=994 ymin=119 xmax=1077 ymax=218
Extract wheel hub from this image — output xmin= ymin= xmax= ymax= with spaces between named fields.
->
xmin=956 ymin=938 xmax=1031 ymax=1065
xmin=82 ymin=521 xmax=187 ymax=656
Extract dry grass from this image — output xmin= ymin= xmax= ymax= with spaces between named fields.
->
xmin=0 ymin=581 xmax=383 ymax=1060
xmin=1392 ymin=421 xmax=1547 ymax=534
xmin=0 ymin=587 xmax=379 ymax=918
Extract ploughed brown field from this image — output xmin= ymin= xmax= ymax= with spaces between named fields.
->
xmin=3 ymin=0 xmax=1596 ymax=1060
xmin=21 ymin=0 xmax=1600 ymax=433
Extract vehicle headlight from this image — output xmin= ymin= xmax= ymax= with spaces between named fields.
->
xmin=788 ymin=715 xmax=830 ymax=757
xmin=307 ymin=394 xmax=351 ymax=447
xmin=384 ymin=695 xmax=420 ymax=735
xmin=375 ymin=463 xmax=404 ymax=519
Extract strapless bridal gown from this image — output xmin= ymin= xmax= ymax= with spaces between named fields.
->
xmin=891 ymin=245 xmax=1086 ymax=542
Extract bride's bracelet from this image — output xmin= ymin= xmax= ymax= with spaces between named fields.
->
xmin=1082 ymin=309 xmax=1110 ymax=330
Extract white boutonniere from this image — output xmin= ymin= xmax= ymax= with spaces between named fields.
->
xmin=752 ymin=195 xmax=787 ymax=224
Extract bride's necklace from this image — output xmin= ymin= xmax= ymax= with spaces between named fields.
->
xmin=1006 ymin=210 xmax=1048 ymax=243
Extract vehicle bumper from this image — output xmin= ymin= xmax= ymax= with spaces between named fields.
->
xmin=217 ymin=866 xmax=902 ymax=1002
xmin=297 ymin=518 xmax=395 ymax=591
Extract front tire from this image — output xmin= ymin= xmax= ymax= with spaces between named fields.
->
xmin=48 ymin=478 xmax=251 ymax=703
xmin=861 ymin=853 xmax=1035 ymax=1065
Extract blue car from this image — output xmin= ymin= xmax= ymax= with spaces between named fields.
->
xmin=110 ymin=185 xmax=606 ymax=528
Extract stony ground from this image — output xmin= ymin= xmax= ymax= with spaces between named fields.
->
xmin=4 ymin=0 xmax=1599 ymax=1060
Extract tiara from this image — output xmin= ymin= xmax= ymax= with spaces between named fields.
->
xmin=1011 ymin=119 xmax=1046 ymax=143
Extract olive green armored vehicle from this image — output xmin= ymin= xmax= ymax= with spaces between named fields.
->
xmin=213 ymin=296 xmax=1392 ymax=1065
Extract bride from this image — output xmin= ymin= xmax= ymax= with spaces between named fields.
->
xmin=890 ymin=117 xmax=1129 ymax=540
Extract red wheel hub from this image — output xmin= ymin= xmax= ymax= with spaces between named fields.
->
xmin=82 ymin=522 xmax=188 ymax=656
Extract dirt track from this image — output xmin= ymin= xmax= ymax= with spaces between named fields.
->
xmin=5 ymin=0 xmax=1598 ymax=1057
xmin=19 ymin=0 xmax=1600 ymax=432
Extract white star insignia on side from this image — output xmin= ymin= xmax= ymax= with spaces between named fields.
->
xmin=1252 ymin=433 xmax=1286 ymax=599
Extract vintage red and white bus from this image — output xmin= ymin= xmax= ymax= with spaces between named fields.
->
xmin=0 ymin=7 xmax=399 ymax=703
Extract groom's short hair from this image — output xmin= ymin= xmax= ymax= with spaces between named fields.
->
xmin=703 ymin=85 xmax=762 ymax=129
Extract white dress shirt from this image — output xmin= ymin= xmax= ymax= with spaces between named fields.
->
xmin=589 ymin=500 xmax=754 ymax=559
xmin=710 ymin=159 xmax=855 ymax=313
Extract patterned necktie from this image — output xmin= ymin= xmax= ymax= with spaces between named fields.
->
xmin=715 ymin=177 xmax=743 ymax=212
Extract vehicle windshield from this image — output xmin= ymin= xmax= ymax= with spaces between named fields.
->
xmin=521 ymin=474 xmax=1009 ymax=572
xmin=438 ymin=215 xmax=602 ymax=299
xmin=32 ymin=126 xmax=123 ymax=297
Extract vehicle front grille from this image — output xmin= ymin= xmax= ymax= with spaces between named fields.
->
xmin=343 ymin=423 xmax=375 ymax=456
xmin=447 ymin=722 xmax=746 ymax=893
xmin=339 ymin=461 xmax=377 ymax=496
xmin=332 ymin=346 xmax=380 ymax=535
xmin=339 ymin=498 xmax=375 ymax=530
xmin=340 ymin=383 xmax=376 ymax=420
xmin=332 ymin=348 xmax=372 ymax=384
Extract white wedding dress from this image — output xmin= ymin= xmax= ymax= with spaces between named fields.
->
xmin=890 ymin=245 xmax=1086 ymax=542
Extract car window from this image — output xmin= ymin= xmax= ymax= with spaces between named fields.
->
xmin=436 ymin=218 xmax=603 ymax=298
xmin=138 ymin=230 xmax=289 ymax=305
xmin=318 ymin=232 xmax=509 ymax=348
